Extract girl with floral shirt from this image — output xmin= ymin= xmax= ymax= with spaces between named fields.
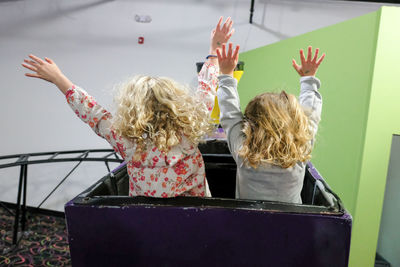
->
xmin=21 ymin=17 xmax=234 ymax=198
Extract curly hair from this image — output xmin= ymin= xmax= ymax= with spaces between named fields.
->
xmin=238 ymin=91 xmax=313 ymax=169
xmin=112 ymin=75 xmax=212 ymax=155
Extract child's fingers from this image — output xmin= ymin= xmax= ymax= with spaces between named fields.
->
xmin=221 ymin=43 xmax=227 ymax=58
xmin=292 ymin=59 xmax=301 ymax=73
xmin=316 ymin=53 xmax=326 ymax=66
xmin=45 ymin=57 xmax=54 ymax=64
xmin=216 ymin=48 xmax=222 ymax=61
xmin=223 ymin=17 xmax=231 ymax=31
xmin=232 ymin=45 xmax=240 ymax=61
xmin=299 ymin=49 xmax=306 ymax=65
xmin=227 ymin=19 xmax=233 ymax=32
xmin=22 ymin=63 xmax=37 ymax=72
xmin=24 ymin=59 xmax=39 ymax=68
xmin=227 ymin=43 xmax=233 ymax=58
xmin=29 ymin=54 xmax=45 ymax=65
xmin=216 ymin=16 xmax=223 ymax=31
xmin=307 ymin=46 xmax=312 ymax=62
xmin=227 ymin=28 xmax=235 ymax=39
xmin=25 ymin=73 xmax=40 ymax=78
xmin=312 ymin=48 xmax=319 ymax=62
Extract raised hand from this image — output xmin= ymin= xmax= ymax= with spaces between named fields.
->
xmin=216 ymin=43 xmax=240 ymax=76
xmin=292 ymin=46 xmax=325 ymax=77
xmin=22 ymin=54 xmax=73 ymax=94
xmin=210 ymin=16 xmax=235 ymax=55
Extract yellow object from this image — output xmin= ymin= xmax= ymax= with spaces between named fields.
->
xmin=210 ymin=70 xmax=244 ymax=124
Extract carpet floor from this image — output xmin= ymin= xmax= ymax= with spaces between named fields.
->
xmin=0 ymin=206 xmax=71 ymax=266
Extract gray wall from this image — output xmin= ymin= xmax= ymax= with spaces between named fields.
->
xmin=377 ymin=135 xmax=400 ymax=266
xmin=0 ymin=0 xmax=396 ymax=211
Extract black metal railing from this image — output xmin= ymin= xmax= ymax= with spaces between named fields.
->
xmin=0 ymin=149 xmax=124 ymax=246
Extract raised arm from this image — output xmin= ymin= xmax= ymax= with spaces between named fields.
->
xmin=292 ymin=46 xmax=325 ymax=140
xmin=216 ymin=43 xmax=244 ymax=155
xmin=22 ymin=55 xmax=131 ymax=159
xmin=197 ymin=17 xmax=234 ymax=112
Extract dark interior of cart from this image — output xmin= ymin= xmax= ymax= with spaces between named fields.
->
xmin=76 ymin=140 xmax=344 ymax=214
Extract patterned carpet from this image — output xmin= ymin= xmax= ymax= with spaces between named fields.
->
xmin=0 ymin=206 xmax=71 ymax=266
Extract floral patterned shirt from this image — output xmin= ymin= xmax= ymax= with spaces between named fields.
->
xmin=65 ymin=62 xmax=219 ymax=198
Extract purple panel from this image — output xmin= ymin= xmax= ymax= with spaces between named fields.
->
xmin=65 ymin=204 xmax=351 ymax=267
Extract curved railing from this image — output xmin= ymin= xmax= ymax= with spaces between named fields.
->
xmin=0 ymin=149 xmax=124 ymax=245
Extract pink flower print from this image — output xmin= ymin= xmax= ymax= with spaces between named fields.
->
xmin=172 ymin=156 xmax=176 ymax=159
xmin=140 ymin=176 xmax=145 ymax=181
xmin=161 ymin=192 xmax=168 ymax=198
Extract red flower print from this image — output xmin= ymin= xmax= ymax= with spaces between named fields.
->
xmin=133 ymin=177 xmax=138 ymax=183
xmin=150 ymin=174 xmax=155 ymax=181
xmin=152 ymin=147 xmax=157 ymax=152
xmin=162 ymin=182 xmax=167 ymax=188
xmin=161 ymin=192 xmax=168 ymax=198
xmin=140 ymin=176 xmax=145 ymax=181
xmin=89 ymin=121 xmax=94 ymax=128
xmin=117 ymin=143 xmax=125 ymax=158
xmin=151 ymin=190 xmax=156 ymax=196
xmin=164 ymin=177 xmax=168 ymax=182
xmin=81 ymin=114 xmax=87 ymax=119
xmin=132 ymin=161 xmax=141 ymax=168
xmin=129 ymin=182 xmax=134 ymax=191
xmin=152 ymin=156 xmax=159 ymax=162
xmin=172 ymin=156 xmax=176 ymax=159
xmin=173 ymin=161 xmax=188 ymax=175
xmin=176 ymin=177 xmax=182 ymax=183
xmin=141 ymin=152 xmax=148 ymax=162
xmin=75 ymin=110 xmax=79 ymax=116
xmin=93 ymin=117 xmax=98 ymax=123
xmin=162 ymin=168 xmax=168 ymax=174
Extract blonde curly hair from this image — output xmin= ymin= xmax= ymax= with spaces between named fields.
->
xmin=239 ymin=91 xmax=313 ymax=169
xmin=112 ymin=75 xmax=212 ymax=155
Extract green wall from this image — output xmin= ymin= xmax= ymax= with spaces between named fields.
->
xmin=237 ymin=7 xmax=400 ymax=267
